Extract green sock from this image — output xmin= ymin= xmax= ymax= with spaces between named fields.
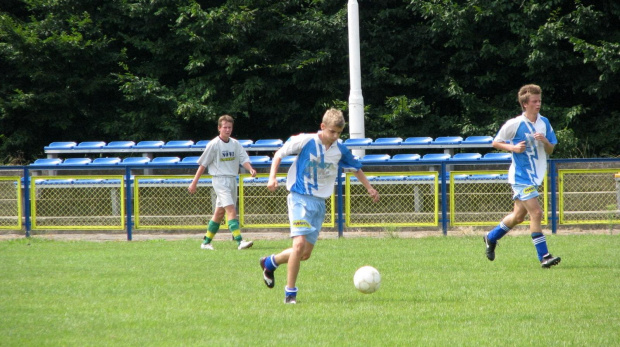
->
xmin=228 ymin=219 xmax=242 ymax=244
xmin=203 ymin=220 xmax=220 ymax=244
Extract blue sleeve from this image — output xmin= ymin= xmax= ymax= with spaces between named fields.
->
xmin=337 ymin=143 xmax=362 ymax=170
xmin=543 ymin=117 xmax=558 ymax=145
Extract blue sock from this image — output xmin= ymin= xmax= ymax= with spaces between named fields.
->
xmin=531 ymin=232 xmax=549 ymax=262
xmin=488 ymin=222 xmax=511 ymax=243
xmin=264 ymin=254 xmax=278 ymax=272
xmin=285 ymin=286 xmax=298 ymax=297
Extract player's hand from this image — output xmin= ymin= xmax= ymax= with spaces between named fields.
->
xmin=188 ymin=184 xmax=196 ymax=194
xmin=532 ymin=132 xmax=548 ymax=143
xmin=267 ymin=177 xmax=278 ymax=192
xmin=513 ymin=141 xmax=526 ymax=153
xmin=367 ymin=188 xmax=379 ymax=203
xmin=249 ymin=168 xmax=257 ymax=177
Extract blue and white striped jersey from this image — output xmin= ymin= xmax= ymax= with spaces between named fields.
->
xmin=494 ymin=113 xmax=557 ymax=186
xmin=275 ymin=133 xmax=362 ymax=199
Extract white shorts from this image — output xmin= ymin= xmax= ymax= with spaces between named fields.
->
xmin=212 ymin=176 xmax=237 ymax=208
xmin=287 ymin=192 xmax=326 ymax=245
xmin=511 ymin=184 xmax=539 ymax=201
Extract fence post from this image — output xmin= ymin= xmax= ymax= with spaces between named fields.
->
xmin=549 ymin=160 xmax=557 ymax=234
xmin=24 ymin=167 xmax=31 ymax=237
xmin=337 ymin=166 xmax=344 ymax=237
xmin=125 ymin=166 xmax=133 ymax=241
xmin=441 ymin=162 xmax=448 ymax=235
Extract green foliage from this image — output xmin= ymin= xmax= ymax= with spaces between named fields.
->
xmin=1 ymin=0 xmax=619 ymax=162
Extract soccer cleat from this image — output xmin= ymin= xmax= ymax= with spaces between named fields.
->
xmin=483 ymin=233 xmax=497 ymax=261
xmin=541 ymin=254 xmax=561 ymax=268
xmin=284 ymin=295 xmax=297 ymax=304
xmin=201 ymin=243 xmax=215 ymax=250
xmin=238 ymin=240 xmax=254 ymax=250
xmin=260 ymin=257 xmax=275 ymax=289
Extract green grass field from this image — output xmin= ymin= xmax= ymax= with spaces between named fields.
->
xmin=1 ymin=234 xmax=618 ymax=346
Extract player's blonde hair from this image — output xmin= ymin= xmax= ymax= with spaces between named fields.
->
xmin=518 ymin=84 xmax=542 ymax=111
xmin=218 ymin=114 xmax=234 ymax=127
xmin=322 ymin=108 xmax=345 ymax=128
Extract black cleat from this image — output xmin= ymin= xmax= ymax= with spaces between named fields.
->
xmin=260 ymin=257 xmax=275 ymax=288
xmin=541 ymin=254 xmax=561 ymax=268
xmin=483 ymin=233 xmax=497 ymax=261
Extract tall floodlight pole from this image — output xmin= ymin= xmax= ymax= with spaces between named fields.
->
xmin=348 ymin=0 xmax=365 ymax=157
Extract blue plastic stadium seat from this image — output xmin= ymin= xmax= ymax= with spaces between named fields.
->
xmin=76 ymin=141 xmax=107 ymax=149
xmin=121 ymin=157 xmax=151 ymax=165
xmin=44 ymin=141 xmax=77 ymax=151
xmin=420 ymin=153 xmax=451 ymax=161
xmin=91 ymin=157 xmax=121 ymax=165
xmin=462 ymin=136 xmax=493 ymax=144
xmin=60 ymin=158 xmax=92 ymax=166
xmin=375 ymin=175 xmax=406 ymax=182
xmin=481 ymin=152 xmax=512 ymax=161
xmin=281 ymin=155 xmax=297 ymax=165
xmin=432 ymin=136 xmax=463 ymax=145
xmin=370 ymin=137 xmax=402 ymax=146
xmin=360 ymin=154 xmax=391 ymax=164
xmin=344 ymin=138 xmax=373 ymax=147
xmin=31 ymin=158 xmax=63 ymax=166
xmin=405 ymin=175 xmax=436 ymax=181
xmin=180 ymin=156 xmax=200 ymax=164
xmin=105 ymin=141 xmax=135 ymax=149
xmin=390 ymin=154 xmax=421 ymax=162
xmin=73 ymin=179 xmax=105 ymax=185
xmin=243 ymin=176 xmax=286 ymax=184
xmin=238 ymin=139 xmax=254 ymax=147
xmin=450 ymin=153 xmax=482 ymax=161
xmin=134 ymin=140 xmax=165 ymax=149
xmin=192 ymin=140 xmax=210 ymax=148
xmin=149 ymin=157 xmax=180 ymax=165
xmin=251 ymin=139 xmax=283 ymax=148
xmin=163 ymin=140 xmax=194 ymax=149
xmin=38 ymin=179 xmax=74 ymax=185
xmin=403 ymin=137 xmax=433 ymax=145
xmin=249 ymin=156 xmax=272 ymax=165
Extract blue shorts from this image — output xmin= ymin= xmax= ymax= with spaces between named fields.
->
xmin=512 ymin=184 xmax=539 ymax=201
xmin=287 ymin=192 xmax=326 ymax=245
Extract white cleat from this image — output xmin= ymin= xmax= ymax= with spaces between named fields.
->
xmin=201 ymin=243 xmax=215 ymax=250
xmin=238 ymin=240 xmax=254 ymax=250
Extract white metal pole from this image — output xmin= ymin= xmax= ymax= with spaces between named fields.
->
xmin=348 ymin=0 xmax=365 ymax=157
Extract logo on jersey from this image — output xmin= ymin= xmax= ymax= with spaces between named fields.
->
xmin=220 ymin=150 xmax=235 ymax=161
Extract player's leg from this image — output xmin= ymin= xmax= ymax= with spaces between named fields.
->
xmin=224 ymin=204 xmax=253 ymax=250
xmin=284 ymin=235 xmax=314 ymax=304
xmin=521 ymin=197 xmax=561 ymax=267
xmin=202 ymin=207 xmax=225 ymax=250
xmin=484 ymin=187 xmax=528 ymax=260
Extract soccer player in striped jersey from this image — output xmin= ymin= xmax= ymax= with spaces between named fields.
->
xmin=188 ymin=115 xmax=256 ymax=250
xmin=259 ymin=108 xmax=380 ymax=303
xmin=484 ymin=84 xmax=561 ymax=268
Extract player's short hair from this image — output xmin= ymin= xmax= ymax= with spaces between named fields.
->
xmin=322 ymin=108 xmax=345 ymax=128
xmin=518 ymin=84 xmax=542 ymax=110
xmin=218 ymin=114 xmax=234 ymax=127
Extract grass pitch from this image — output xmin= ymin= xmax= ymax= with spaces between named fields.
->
xmin=1 ymin=234 xmax=618 ymax=346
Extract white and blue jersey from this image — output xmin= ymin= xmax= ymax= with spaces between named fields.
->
xmin=494 ymin=113 xmax=557 ymax=186
xmin=274 ymin=133 xmax=362 ymax=199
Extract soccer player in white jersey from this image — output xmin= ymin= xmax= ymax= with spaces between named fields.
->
xmin=484 ymin=84 xmax=561 ymax=268
xmin=188 ymin=115 xmax=256 ymax=250
xmin=259 ymin=109 xmax=380 ymax=304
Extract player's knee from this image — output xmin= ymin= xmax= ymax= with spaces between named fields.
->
xmin=301 ymin=252 xmax=312 ymax=261
xmin=529 ymin=208 xmax=543 ymax=221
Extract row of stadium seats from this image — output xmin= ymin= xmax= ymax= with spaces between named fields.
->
xmin=43 ymin=136 xmax=494 ymax=154
xmin=30 ymin=152 xmax=511 ymax=167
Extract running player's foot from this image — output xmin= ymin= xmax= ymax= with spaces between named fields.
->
xmin=284 ymin=295 xmax=297 ymax=304
xmin=541 ymin=254 xmax=561 ymax=268
xmin=201 ymin=243 xmax=214 ymax=250
xmin=260 ymin=257 xmax=275 ymax=288
xmin=238 ymin=240 xmax=254 ymax=250
xmin=483 ymin=233 xmax=497 ymax=261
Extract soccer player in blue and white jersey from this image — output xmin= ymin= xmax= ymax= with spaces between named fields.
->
xmin=188 ymin=115 xmax=256 ymax=250
xmin=259 ymin=108 xmax=380 ymax=304
xmin=484 ymin=84 xmax=561 ymax=268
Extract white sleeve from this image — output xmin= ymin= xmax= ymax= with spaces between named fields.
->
xmin=237 ymin=141 xmax=250 ymax=165
xmin=494 ymin=118 xmax=518 ymax=143
xmin=198 ymin=140 xmax=217 ymax=167
xmin=274 ymin=134 xmax=308 ymax=159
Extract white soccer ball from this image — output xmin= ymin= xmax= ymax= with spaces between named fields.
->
xmin=354 ymin=265 xmax=381 ymax=294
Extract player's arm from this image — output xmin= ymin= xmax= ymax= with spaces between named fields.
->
xmin=492 ymin=140 xmax=525 ymax=154
xmin=267 ymin=155 xmax=282 ymax=192
xmin=533 ymin=133 xmax=555 ymax=155
xmin=242 ymin=161 xmax=256 ymax=177
xmin=188 ymin=165 xmax=206 ymax=194
xmin=353 ymin=169 xmax=379 ymax=202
